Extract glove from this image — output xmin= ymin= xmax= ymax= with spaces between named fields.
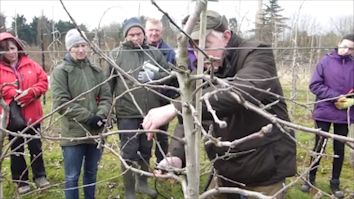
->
xmin=86 ymin=115 xmax=105 ymax=130
xmin=143 ymin=61 xmax=159 ymax=73
xmin=14 ymin=88 xmax=36 ymax=107
xmin=156 ymin=156 xmax=182 ymax=172
xmin=335 ymin=97 xmax=354 ymax=109
xmin=138 ymin=69 xmax=155 ymax=83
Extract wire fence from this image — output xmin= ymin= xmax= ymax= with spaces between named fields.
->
xmin=0 ymin=46 xmax=337 ymax=54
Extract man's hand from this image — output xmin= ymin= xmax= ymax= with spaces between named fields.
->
xmin=14 ymin=88 xmax=36 ymax=107
xmin=138 ymin=69 xmax=155 ymax=83
xmin=143 ymin=104 xmax=177 ymax=140
xmin=154 ymin=156 xmax=182 ymax=176
xmin=143 ymin=61 xmax=159 ymax=73
xmin=335 ymin=96 xmax=354 ymax=109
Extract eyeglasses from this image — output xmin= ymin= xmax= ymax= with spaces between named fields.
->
xmin=338 ymin=46 xmax=354 ymax=51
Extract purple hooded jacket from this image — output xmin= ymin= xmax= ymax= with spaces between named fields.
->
xmin=309 ymin=49 xmax=354 ymax=124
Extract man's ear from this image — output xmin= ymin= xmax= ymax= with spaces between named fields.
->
xmin=223 ymin=30 xmax=232 ymax=42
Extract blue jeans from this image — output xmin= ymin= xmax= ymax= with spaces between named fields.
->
xmin=62 ymin=144 xmax=102 ymax=199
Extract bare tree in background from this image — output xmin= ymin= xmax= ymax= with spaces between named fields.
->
xmin=330 ymin=16 xmax=354 ymax=37
xmin=254 ymin=0 xmax=288 ymax=59
xmin=0 ymin=13 xmax=6 ymax=32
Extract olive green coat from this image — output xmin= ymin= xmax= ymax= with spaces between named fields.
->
xmin=51 ymin=54 xmax=112 ymax=146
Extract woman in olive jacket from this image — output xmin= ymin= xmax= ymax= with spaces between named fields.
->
xmin=51 ymin=29 xmax=112 ymax=199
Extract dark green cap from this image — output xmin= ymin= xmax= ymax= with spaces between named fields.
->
xmin=190 ymin=10 xmax=228 ymax=40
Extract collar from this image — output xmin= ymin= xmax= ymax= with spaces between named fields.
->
xmin=151 ymin=40 xmax=163 ymax=48
xmin=122 ymin=39 xmax=150 ymax=49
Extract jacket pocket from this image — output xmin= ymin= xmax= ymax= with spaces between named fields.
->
xmin=213 ymin=145 xmax=276 ymax=185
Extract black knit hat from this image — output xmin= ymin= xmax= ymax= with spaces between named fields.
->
xmin=342 ymin=33 xmax=354 ymax=42
xmin=122 ymin=17 xmax=145 ymax=37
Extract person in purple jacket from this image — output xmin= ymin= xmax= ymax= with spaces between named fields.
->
xmin=181 ymin=15 xmax=198 ymax=71
xmin=301 ymin=33 xmax=354 ymax=198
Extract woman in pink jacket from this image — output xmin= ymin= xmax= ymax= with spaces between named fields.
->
xmin=0 ymin=32 xmax=49 ymax=194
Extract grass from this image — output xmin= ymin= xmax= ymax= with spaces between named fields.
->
xmin=282 ymin=81 xmax=354 ymax=199
xmin=2 ymin=81 xmax=354 ymax=199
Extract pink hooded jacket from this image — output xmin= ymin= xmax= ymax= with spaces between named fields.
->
xmin=0 ymin=32 xmax=48 ymax=125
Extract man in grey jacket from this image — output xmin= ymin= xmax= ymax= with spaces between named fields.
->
xmin=108 ymin=17 xmax=171 ymax=199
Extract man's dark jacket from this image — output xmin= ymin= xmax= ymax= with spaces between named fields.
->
xmin=170 ymin=32 xmax=296 ymax=187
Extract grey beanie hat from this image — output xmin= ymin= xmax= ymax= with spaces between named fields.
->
xmin=122 ymin=17 xmax=145 ymax=37
xmin=65 ymin=28 xmax=88 ymax=51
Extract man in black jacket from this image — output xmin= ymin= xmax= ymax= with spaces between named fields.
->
xmin=142 ymin=10 xmax=296 ymax=199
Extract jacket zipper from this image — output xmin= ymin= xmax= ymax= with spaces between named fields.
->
xmin=80 ymin=62 xmax=91 ymax=106
xmin=139 ymin=52 xmax=148 ymax=113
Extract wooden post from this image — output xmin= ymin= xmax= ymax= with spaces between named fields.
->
xmin=255 ymin=0 xmax=263 ymax=40
xmin=39 ymin=16 xmax=46 ymax=105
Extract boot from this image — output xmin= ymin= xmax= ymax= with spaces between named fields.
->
xmin=330 ymin=179 xmax=344 ymax=199
xmin=34 ymin=176 xmax=50 ymax=188
xmin=135 ymin=161 xmax=157 ymax=198
xmin=17 ymin=184 xmax=31 ymax=194
xmin=300 ymin=182 xmax=312 ymax=193
xmin=300 ymin=175 xmax=315 ymax=193
xmin=122 ymin=163 xmax=136 ymax=199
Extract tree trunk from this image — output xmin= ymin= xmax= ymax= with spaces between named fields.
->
xmin=290 ymin=23 xmax=298 ymax=115
xmin=349 ymin=124 xmax=354 ymax=168
xmin=175 ymin=1 xmax=207 ymax=198
xmin=0 ymin=99 xmax=9 ymax=199
xmin=306 ymin=34 xmax=315 ymax=104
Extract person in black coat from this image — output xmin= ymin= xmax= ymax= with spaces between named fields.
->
xmin=142 ymin=10 xmax=296 ymax=199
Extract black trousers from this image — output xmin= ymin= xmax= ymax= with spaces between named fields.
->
xmin=8 ymin=124 xmax=46 ymax=186
xmin=155 ymin=124 xmax=169 ymax=163
xmin=118 ymin=118 xmax=153 ymax=163
xmin=308 ymin=121 xmax=348 ymax=181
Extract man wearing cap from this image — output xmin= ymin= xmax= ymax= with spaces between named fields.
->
xmin=108 ymin=17 xmax=171 ymax=199
xmin=51 ymin=28 xmax=112 ymax=199
xmin=143 ymin=10 xmax=296 ymax=199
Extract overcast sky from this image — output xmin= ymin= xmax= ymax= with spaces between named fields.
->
xmin=0 ymin=0 xmax=353 ymax=32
